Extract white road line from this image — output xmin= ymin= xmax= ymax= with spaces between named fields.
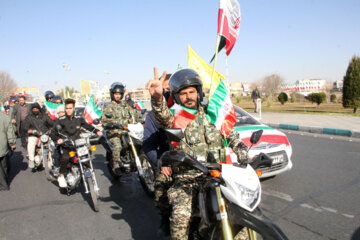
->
xmin=342 ymin=214 xmax=355 ymax=219
xmin=262 ymin=189 xmax=294 ymax=202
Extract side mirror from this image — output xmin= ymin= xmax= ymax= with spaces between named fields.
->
xmin=93 ymin=118 xmax=100 ymax=125
xmin=55 ymin=124 xmax=62 ymax=132
xmin=105 ymin=113 xmax=113 ymax=119
xmin=164 ymin=128 xmax=184 ymax=142
xmin=250 ymin=130 xmax=263 ymax=145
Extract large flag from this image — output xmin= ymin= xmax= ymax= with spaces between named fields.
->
xmin=188 ymin=45 xmax=225 ymax=96
xmin=211 ymin=0 xmax=241 ymax=62
xmin=170 ymin=104 xmax=198 ymax=146
xmin=84 ymin=95 xmax=102 ymax=124
xmin=205 ymin=79 xmax=237 ymax=137
xmin=44 ymin=101 xmax=61 ymax=120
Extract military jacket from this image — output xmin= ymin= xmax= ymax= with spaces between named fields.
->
xmin=151 ymin=97 xmax=247 ymax=175
xmin=101 ymin=101 xmax=140 ymax=137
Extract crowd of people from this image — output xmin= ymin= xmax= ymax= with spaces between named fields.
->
xmin=0 ymin=68 xmax=250 ymax=240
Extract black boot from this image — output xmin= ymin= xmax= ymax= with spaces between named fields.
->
xmin=157 ymin=214 xmax=170 ymax=237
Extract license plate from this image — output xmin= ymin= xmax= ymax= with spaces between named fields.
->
xmin=77 ymin=146 xmax=89 ymax=156
xmin=272 ymin=154 xmax=284 ymax=164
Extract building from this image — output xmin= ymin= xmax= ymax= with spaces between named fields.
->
xmin=280 ymin=79 xmax=327 ymax=95
xmin=333 ymin=80 xmax=343 ymax=91
xmin=126 ymin=88 xmax=150 ymax=101
xmin=229 ymin=81 xmax=242 ymax=96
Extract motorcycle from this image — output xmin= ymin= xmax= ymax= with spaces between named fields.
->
xmin=160 ymin=128 xmax=288 ymax=240
xmin=31 ymin=129 xmax=55 ymax=180
xmin=100 ymin=113 xmax=155 ymax=196
xmin=54 ymin=125 xmax=100 ymax=212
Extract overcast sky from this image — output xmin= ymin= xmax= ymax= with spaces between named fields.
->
xmin=1 ymin=0 xmax=359 ymax=93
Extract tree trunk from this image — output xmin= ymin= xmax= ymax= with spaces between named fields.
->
xmin=354 ymin=107 xmax=358 ymax=113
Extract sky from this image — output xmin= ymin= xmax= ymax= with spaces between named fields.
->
xmin=1 ymin=0 xmax=359 ymax=94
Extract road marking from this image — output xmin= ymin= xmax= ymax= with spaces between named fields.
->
xmin=342 ymin=214 xmax=355 ymax=219
xmin=262 ymin=189 xmax=294 ymax=202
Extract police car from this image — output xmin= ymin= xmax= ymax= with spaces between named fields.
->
xmin=233 ymin=106 xmax=293 ymax=178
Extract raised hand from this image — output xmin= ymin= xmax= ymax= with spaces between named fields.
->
xmin=146 ymin=67 xmax=167 ymax=102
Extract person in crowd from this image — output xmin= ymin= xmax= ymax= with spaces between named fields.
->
xmin=0 ymin=111 xmax=16 ymax=190
xmin=11 ymin=96 xmax=31 ymax=149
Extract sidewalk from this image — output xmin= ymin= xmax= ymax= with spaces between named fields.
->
xmin=250 ymin=112 xmax=360 ymax=138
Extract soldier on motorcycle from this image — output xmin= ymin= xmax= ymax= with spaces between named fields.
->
xmin=23 ymin=103 xmax=54 ymax=170
xmin=50 ymin=99 xmax=102 ymax=188
xmin=146 ymin=68 xmax=248 ymax=240
xmin=101 ymin=82 xmax=140 ymax=174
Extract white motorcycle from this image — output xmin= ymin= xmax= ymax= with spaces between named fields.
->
xmin=31 ymin=129 xmax=54 ymax=180
xmin=161 ymin=129 xmax=288 ymax=240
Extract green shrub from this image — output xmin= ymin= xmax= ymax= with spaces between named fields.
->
xmin=290 ymin=93 xmax=296 ymax=103
xmin=330 ymin=94 xmax=337 ymax=103
xmin=308 ymin=92 xmax=326 ymax=107
xmin=236 ymin=96 xmax=242 ymax=104
xmin=278 ymin=92 xmax=288 ymax=105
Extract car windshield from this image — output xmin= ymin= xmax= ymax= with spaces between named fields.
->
xmin=234 ymin=106 xmax=260 ymax=126
xmin=75 ymin=107 xmax=85 ymax=117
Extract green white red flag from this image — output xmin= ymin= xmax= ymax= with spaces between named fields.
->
xmin=84 ymin=95 xmax=102 ymax=124
xmin=1 ymin=104 xmax=7 ymax=114
xmin=44 ymin=101 xmax=60 ymax=120
xmin=211 ymin=0 xmax=241 ymax=62
xmin=223 ymin=137 xmax=234 ymax=164
xmin=170 ymin=104 xmax=198 ymax=131
xmin=205 ymin=79 xmax=236 ymax=137
xmin=135 ymin=101 xmax=145 ymax=110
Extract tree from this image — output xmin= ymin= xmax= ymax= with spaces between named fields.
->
xmin=343 ymin=56 xmax=360 ymax=113
xmin=278 ymin=92 xmax=288 ymax=105
xmin=261 ymin=74 xmax=284 ymax=101
xmin=58 ymin=86 xmax=78 ymax=98
xmin=0 ymin=71 xmax=17 ymax=103
xmin=308 ymin=92 xmax=326 ymax=108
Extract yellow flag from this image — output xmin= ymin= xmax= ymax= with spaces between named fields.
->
xmin=187 ymin=45 xmax=225 ymax=96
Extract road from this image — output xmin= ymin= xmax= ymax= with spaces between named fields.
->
xmin=0 ymin=132 xmax=359 ymax=240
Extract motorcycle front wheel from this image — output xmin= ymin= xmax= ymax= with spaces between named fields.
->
xmin=86 ymin=177 xmax=99 ymax=212
xmin=43 ymin=151 xmax=53 ymax=181
xmin=209 ymin=224 xmax=260 ymax=240
xmin=138 ymin=153 xmax=155 ymax=197
xmin=106 ymin=152 xmax=121 ymax=180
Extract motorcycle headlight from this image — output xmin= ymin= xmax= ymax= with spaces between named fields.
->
xmin=41 ymin=135 xmax=49 ymax=143
xmin=234 ymin=183 xmax=260 ymax=209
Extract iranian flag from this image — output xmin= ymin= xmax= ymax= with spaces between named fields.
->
xmin=44 ymin=101 xmax=60 ymax=120
xmin=223 ymin=137 xmax=234 ymax=164
xmin=1 ymin=104 xmax=7 ymax=114
xmin=170 ymin=104 xmax=197 ymax=131
xmin=135 ymin=101 xmax=145 ymax=110
xmin=211 ymin=0 xmax=241 ymax=62
xmin=206 ymin=79 xmax=236 ymax=137
xmin=84 ymin=95 xmax=102 ymax=124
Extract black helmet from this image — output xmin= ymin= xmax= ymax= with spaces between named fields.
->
xmin=169 ymin=68 xmax=203 ymax=105
xmin=53 ymin=95 xmax=63 ymax=104
xmin=110 ymin=82 xmax=125 ymax=101
xmin=44 ymin=91 xmax=55 ymax=101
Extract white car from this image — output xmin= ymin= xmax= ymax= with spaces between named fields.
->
xmin=233 ymin=106 xmax=293 ymax=178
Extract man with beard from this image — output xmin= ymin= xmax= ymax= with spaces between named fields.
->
xmin=147 ymin=68 xmax=248 ymax=240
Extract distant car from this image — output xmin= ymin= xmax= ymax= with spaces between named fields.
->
xmin=233 ymin=106 xmax=293 ymax=178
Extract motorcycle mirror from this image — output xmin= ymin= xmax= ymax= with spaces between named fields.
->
xmin=105 ymin=123 xmax=114 ymax=129
xmin=250 ymin=130 xmax=263 ymax=145
xmin=55 ymin=124 xmax=62 ymax=132
xmin=93 ymin=118 xmax=100 ymax=125
xmin=164 ymin=128 xmax=184 ymax=142
xmin=105 ymin=113 xmax=113 ymax=118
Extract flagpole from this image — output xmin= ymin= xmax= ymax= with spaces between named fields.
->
xmin=210 ymin=34 xmax=221 ymax=98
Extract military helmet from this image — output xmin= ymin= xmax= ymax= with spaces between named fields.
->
xmin=169 ymin=68 xmax=203 ymax=105
xmin=44 ymin=91 xmax=55 ymax=101
xmin=53 ymin=95 xmax=63 ymax=104
xmin=110 ymin=82 xmax=125 ymax=101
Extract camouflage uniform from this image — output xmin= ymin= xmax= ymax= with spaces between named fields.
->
xmin=152 ymin=97 xmax=247 ymax=240
xmin=101 ymin=101 xmax=140 ymax=163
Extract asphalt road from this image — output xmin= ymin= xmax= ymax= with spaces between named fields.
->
xmin=1 ymin=132 xmax=359 ymax=240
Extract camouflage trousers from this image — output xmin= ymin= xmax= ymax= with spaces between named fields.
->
xmin=167 ymin=175 xmax=203 ymax=240
xmin=109 ymin=137 xmax=122 ymax=163
xmin=154 ymin=174 xmax=173 ymax=216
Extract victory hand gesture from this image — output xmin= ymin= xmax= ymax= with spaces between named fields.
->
xmin=146 ymin=67 xmax=167 ymax=102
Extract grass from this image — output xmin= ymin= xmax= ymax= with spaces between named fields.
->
xmin=233 ymin=98 xmax=360 ymax=117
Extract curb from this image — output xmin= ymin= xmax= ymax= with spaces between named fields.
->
xmin=265 ymin=123 xmax=360 ymax=138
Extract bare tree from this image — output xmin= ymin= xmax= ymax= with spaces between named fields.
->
xmin=0 ymin=71 xmax=17 ymax=102
xmin=261 ymin=74 xmax=284 ymax=100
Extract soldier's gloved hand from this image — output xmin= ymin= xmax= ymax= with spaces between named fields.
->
xmin=233 ymin=142 xmax=248 ymax=164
